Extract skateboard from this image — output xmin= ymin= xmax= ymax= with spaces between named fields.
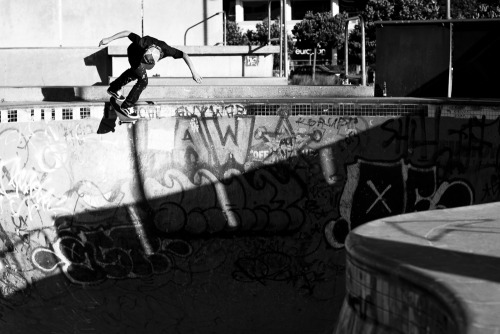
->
xmin=110 ymin=97 xmax=138 ymax=125
xmin=110 ymin=97 xmax=157 ymax=125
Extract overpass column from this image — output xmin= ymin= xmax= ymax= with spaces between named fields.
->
xmin=331 ymin=0 xmax=339 ymax=15
xmin=235 ymin=0 xmax=243 ymax=22
xmin=331 ymin=0 xmax=340 ymax=64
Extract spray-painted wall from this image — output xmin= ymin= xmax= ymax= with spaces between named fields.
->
xmin=0 ymin=100 xmax=497 ymax=333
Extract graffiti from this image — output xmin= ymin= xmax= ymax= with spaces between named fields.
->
xmin=136 ymin=104 xmax=161 ymax=119
xmin=233 ymin=251 xmax=292 ymax=283
xmin=248 ymin=112 xmax=322 ymax=167
xmin=306 ymin=183 xmax=339 ymax=219
xmin=190 ymin=117 xmax=200 ymax=133
xmin=145 ymin=167 xmax=307 ymax=233
xmin=481 ymin=174 xmax=500 ymax=201
xmin=31 ymin=224 xmax=194 ymax=285
xmin=0 ymin=229 xmax=52 ymax=299
xmin=325 ymin=159 xmax=474 ymax=248
xmin=381 ymin=115 xmax=500 ymax=171
xmin=62 ymin=123 xmax=95 ymax=146
xmin=296 ymin=116 xmax=359 ymax=131
xmin=0 ymin=128 xmax=73 ymax=221
xmin=231 ymin=237 xmax=345 ymax=299
xmin=174 ymin=104 xmax=246 ymax=118
xmin=0 ymin=157 xmax=70 ymax=220
xmin=249 ymin=128 xmax=319 ymax=164
xmin=446 ymin=116 xmax=499 ymax=172
xmin=175 ymin=116 xmax=255 ymax=167
xmin=0 ymin=103 xmax=496 ymax=311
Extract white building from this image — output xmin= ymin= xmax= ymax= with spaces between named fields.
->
xmin=224 ymin=0 xmax=341 ymax=33
xmin=0 ymin=0 xmax=364 ymax=86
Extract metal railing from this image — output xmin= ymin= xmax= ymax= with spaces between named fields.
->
xmin=184 ymin=11 xmax=226 ymax=46
xmin=344 ymin=16 xmax=366 ymax=86
xmin=267 ymin=0 xmax=287 ymax=77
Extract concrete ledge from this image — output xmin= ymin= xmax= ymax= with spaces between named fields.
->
xmin=0 ymin=85 xmax=374 ymax=102
xmin=336 ymin=203 xmax=500 ymax=333
xmin=108 ymin=45 xmax=280 ymax=55
xmin=108 ymin=77 xmax=288 ymax=86
xmin=109 ymin=45 xmax=279 ymax=78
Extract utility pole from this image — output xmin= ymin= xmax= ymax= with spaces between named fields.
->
xmin=283 ymin=0 xmax=288 ymax=78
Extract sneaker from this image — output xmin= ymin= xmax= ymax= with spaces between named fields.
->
xmin=107 ymin=88 xmax=125 ymax=102
xmin=119 ymin=106 xmax=139 ymax=119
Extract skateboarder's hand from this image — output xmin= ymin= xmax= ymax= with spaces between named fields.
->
xmin=192 ymin=72 xmax=203 ymax=84
xmin=98 ymin=38 xmax=109 ymax=47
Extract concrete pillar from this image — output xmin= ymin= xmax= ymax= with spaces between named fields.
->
xmin=331 ymin=0 xmax=340 ymax=65
xmin=235 ymin=0 xmax=243 ymax=22
xmin=331 ymin=0 xmax=339 ymax=15
xmin=285 ymin=0 xmax=291 ymax=21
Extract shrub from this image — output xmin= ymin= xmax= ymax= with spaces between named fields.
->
xmin=226 ymin=21 xmax=249 ymax=45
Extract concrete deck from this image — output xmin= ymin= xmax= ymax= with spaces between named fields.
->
xmin=0 ymin=84 xmax=374 ymax=102
xmin=107 ymin=77 xmax=289 ymax=86
xmin=337 ymin=203 xmax=500 ymax=333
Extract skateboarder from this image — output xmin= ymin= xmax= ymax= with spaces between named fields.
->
xmin=99 ymin=31 xmax=203 ymax=118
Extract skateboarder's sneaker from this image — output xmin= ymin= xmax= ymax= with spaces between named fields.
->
xmin=119 ymin=106 xmax=139 ymax=119
xmin=107 ymin=88 xmax=125 ymax=102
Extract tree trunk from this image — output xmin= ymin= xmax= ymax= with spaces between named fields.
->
xmin=312 ymin=47 xmax=317 ymax=82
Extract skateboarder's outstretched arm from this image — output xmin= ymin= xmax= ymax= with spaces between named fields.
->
xmin=182 ymin=52 xmax=203 ymax=84
xmin=98 ymin=31 xmax=132 ymax=47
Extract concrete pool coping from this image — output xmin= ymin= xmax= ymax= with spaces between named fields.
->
xmin=340 ymin=202 xmax=500 ymax=333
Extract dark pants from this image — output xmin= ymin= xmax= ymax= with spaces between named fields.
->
xmin=109 ymin=66 xmax=148 ymax=108
xmin=109 ymin=43 xmax=148 ymax=108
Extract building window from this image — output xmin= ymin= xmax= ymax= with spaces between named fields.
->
xmin=340 ymin=0 xmax=369 ymax=16
xmin=62 ymin=108 xmax=73 ymax=120
xmin=80 ymin=107 xmax=90 ymax=119
xmin=243 ymin=1 xmax=280 ymax=21
xmin=8 ymin=110 xmax=17 ymax=122
xmin=292 ymin=0 xmax=331 ymax=20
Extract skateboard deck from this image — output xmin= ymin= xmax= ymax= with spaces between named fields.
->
xmin=110 ymin=97 xmax=138 ymax=125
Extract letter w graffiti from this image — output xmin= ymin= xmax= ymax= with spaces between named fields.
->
xmin=202 ymin=117 xmax=254 ymax=166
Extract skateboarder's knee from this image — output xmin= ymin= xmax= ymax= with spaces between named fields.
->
xmin=137 ymin=76 xmax=148 ymax=89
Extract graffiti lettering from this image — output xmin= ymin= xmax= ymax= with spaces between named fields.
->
xmin=296 ymin=116 xmax=359 ymax=131
xmin=325 ymin=159 xmax=474 ymax=248
xmin=175 ymin=104 xmax=246 ymax=118
xmin=31 ymin=226 xmax=195 ymax=285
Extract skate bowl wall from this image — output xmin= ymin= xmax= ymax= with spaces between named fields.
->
xmin=0 ymin=99 xmax=498 ymax=333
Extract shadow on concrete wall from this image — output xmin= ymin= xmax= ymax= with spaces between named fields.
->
xmin=0 ymin=160 xmax=346 ymax=334
xmin=97 ymin=102 xmax=117 ymax=133
xmin=0 ymin=103 xmax=497 ymax=333
xmin=41 ymin=87 xmax=82 ymax=102
xmin=84 ymin=47 xmax=112 ymax=86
